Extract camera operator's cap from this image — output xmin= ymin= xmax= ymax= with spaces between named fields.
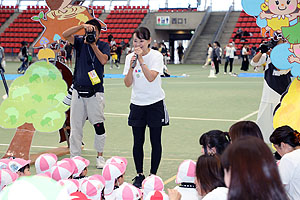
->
xmin=175 ymin=160 xmax=196 ymax=184
xmin=50 ymin=158 xmax=76 ymax=181
xmin=80 ymin=179 xmax=105 ymax=200
xmin=70 ymin=191 xmax=91 ymax=200
xmin=102 ymin=162 xmax=126 ymax=195
xmin=72 ymin=156 xmax=90 ymax=178
xmin=115 ymin=182 xmax=142 ymax=200
xmin=0 ymin=169 xmax=19 ymax=191
xmin=0 ymin=158 xmax=13 ymax=170
xmin=35 ymin=153 xmax=58 ymax=174
xmin=144 ymin=191 xmax=169 ymax=200
xmin=142 ymin=175 xmax=164 ymax=198
xmin=8 ymin=158 xmax=31 ymax=173
xmin=58 ymin=179 xmax=80 ymax=195
xmin=106 ymin=156 xmax=128 ymax=166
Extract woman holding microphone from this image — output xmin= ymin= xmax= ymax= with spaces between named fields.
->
xmin=123 ymin=27 xmax=169 ymax=188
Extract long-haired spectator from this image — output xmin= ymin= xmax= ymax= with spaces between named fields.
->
xmin=199 ymin=130 xmax=230 ymax=155
xmin=229 ymin=121 xmax=263 ymax=142
xmin=222 ymin=136 xmax=289 ymax=200
xmin=270 ymin=125 xmax=300 ymax=200
xmin=195 ymin=155 xmax=227 ymax=200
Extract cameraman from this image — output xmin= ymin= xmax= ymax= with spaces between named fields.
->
xmin=251 ymin=38 xmax=291 ymax=143
xmin=62 ymin=19 xmax=110 ymax=168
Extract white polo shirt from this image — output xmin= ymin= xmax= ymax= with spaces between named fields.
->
xmin=123 ymin=49 xmax=165 ymax=106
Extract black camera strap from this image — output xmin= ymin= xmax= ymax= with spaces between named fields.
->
xmin=87 ymin=45 xmax=95 ymax=69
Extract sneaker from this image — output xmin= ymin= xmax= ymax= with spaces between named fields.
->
xmin=132 ymin=174 xmax=145 ymax=189
xmin=229 ymin=72 xmax=232 ymax=75
xmin=96 ymin=156 xmax=106 ymax=169
xmin=224 ymin=72 xmax=227 ymax=75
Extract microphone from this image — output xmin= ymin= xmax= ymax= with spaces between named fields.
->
xmin=131 ymin=54 xmax=138 ymax=68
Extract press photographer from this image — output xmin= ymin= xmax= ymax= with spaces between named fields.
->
xmin=251 ymin=36 xmax=291 ymax=143
xmin=62 ymin=19 xmax=110 ymax=168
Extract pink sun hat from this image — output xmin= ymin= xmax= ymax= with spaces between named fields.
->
xmin=115 ymin=182 xmax=142 ymax=200
xmin=102 ymin=162 xmax=126 ymax=195
xmin=80 ymin=178 xmax=105 ymax=200
xmin=0 ymin=158 xmax=13 ymax=170
xmin=72 ymin=156 xmax=90 ymax=178
xmin=8 ymin=158 xmax=31 ymax=173
xmin=106 ymin=156 xmax=128 ymax=166
xmin=142 ymin=175 xmax=164 ymax=198
xmin=58 ymin=179 xmax=80 ymax=194
xmin=144 ymin=191 xmax=169 ymax=200
xmin=88 ymin=174 xmax=105 ymax=184
xmin=35 ymin=153 xmax=58 ymax=174
xmin=175 ymin=160 xmax=196 ymax=184
xmin=50 ymin=158 xmax=76 ymax=181
xmin=0 ymin=169 xmax=19 ymax=191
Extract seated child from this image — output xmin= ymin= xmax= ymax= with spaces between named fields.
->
xmin=142 ymin=175 xmax=164 ymax=198
xmin=8 ymin=158 xmax=31 ymax=177
xmin=174 ymin=160 xmax=201 ymax=200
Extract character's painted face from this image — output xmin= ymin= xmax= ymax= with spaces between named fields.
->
xmin=269 ymin=0 xmax=298 ymax=15
xmin=292 ymin=44 xmax=300 ymax=58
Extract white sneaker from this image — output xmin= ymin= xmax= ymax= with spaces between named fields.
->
xmin=96 ymin=156 xmax=106 ymax=169
xmin=229 ymin=72 xmax=232 ymax=75
xmin=224 ymin=72 xmax=227 ymax=75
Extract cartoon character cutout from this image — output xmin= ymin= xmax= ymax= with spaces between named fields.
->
xmin=32 ymin=0 xmax=106 ymax=48
xmin=259 ymin=0 xmax=300 ymax=36
xmin=282 ymin=21 xmax=300 ymax=64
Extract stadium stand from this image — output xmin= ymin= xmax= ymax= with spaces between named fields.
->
xmin=89 ymin=5 xmax=105 ymax=19
xmin=102 ymin=6 xmax=148 ymax=44
xmin=0 ymin=6 xmax=17 ymax=30
xmin=158 ymin=8 xmax=198 ymax=12
xmin=0 ymin=6 xmax=46 ymax=55
xmin=228 ymin=10 xmax=264 ymax=55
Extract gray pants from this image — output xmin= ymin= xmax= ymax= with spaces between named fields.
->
xmin=70 ymin=89 xmax=106 ymax=157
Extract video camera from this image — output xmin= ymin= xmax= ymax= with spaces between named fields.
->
xmin=84 ymin=30 xmax=96 ymax=44
xmin=256 ymin=39 xmax=278 ymax=53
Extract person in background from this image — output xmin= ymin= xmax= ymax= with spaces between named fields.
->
xmin=65 ymin=41 xmax=73 ymax=67
xmin=116 ymin=45 xmax=122 ymax=64
xmin=177 ymin=42 xmax=184 ymax=64
xmin=211 ymin=41 xmax=221 ymax=75
xmin=17 ymin=41 xmax=29 ymax=74
xmin=241 ymin=44 xmax=250 ymax=71
xmin=270 ymin=125 xmax=300 ymax=200
xmin=199 ymin=130 xmax=230 ymax=155
xmin=152 ymin=42 xmax=159 ymax=51
xmin=160 ymin=43 xmax=168 ymax=66
xmin=110 ymin=44 xmax=119 ymax=69
xmin=110 ymin=37 xmax=116 ymax=47
xmin=224 ymin=42 xmax=236 ymax=74
xmin=195 ymin=154 xmax=227 ymax=200
xmin=202 ymin=43 xmax=213 ymax=68
xmin=229 ymin=121 xmax=263 ymax=142
xmin=221 ymin=136 xmax=289 ymax=200
xmin=0 ymin=43 xmax=5 ymax=73
xmin=123 ymin=27 xmax=169 ymax=188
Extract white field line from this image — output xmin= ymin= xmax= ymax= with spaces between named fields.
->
xmin=104 ymin=112 xmax=238 ymax=122
xmin=238 ymin=110 xmax=259 ymax=121
xmin=105 ymin=81 xmax=263 ymax=86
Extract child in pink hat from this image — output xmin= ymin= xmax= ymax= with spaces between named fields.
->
xmin=8 ymin=158 xmax=31 ymax=177
xmin=0 ymin=169 xmax=18 ymax=191
xmin=102 ymin=162 xmax=127 ymax=200
xmin=115 ymin=182 xmax=142 ymax=200
xmin=50 ymin=158 xmax=76 ymax=181
xmin=58 ymin=179 xmax=80 ymax=195
xmin=35 ymin=153 xmax=58 ymax=174
xmin=80 ymin=177 xmax=105 ymax=200
xmin=0 ymin=158 xmax=13 ymax=170
xmin=144 ymin=190 xmax=169 ymax=200
xmin=174 ymin=160 xmax=201 ymax=200
xmin=71 ymin=156 xmax=90 ymax=179
xmin=142 ymin=175 xmax=164 ymax=198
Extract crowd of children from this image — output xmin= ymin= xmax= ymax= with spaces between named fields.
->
xmin=0 ymin=121 xmax=300 ymax=199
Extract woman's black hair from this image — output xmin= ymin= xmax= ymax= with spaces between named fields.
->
xmin=85 ymin=19 xmax=102 ymax=33
xmin=133 ymin=27 xmax=151 ymax=40
xmin=199 ymin=130 xmax=231 ymax=155
xmin=18 ymin=164 xmax=30 ymax=173
xmin=229 ymin=121 xmax=263 ymax=142
xmin=270 ymin=125 xmax=300 ymax=147
xmin=214 ymin=41 xmax=221 ymax=47
xmin=208 ymin=43 xmax=212 ymax=47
